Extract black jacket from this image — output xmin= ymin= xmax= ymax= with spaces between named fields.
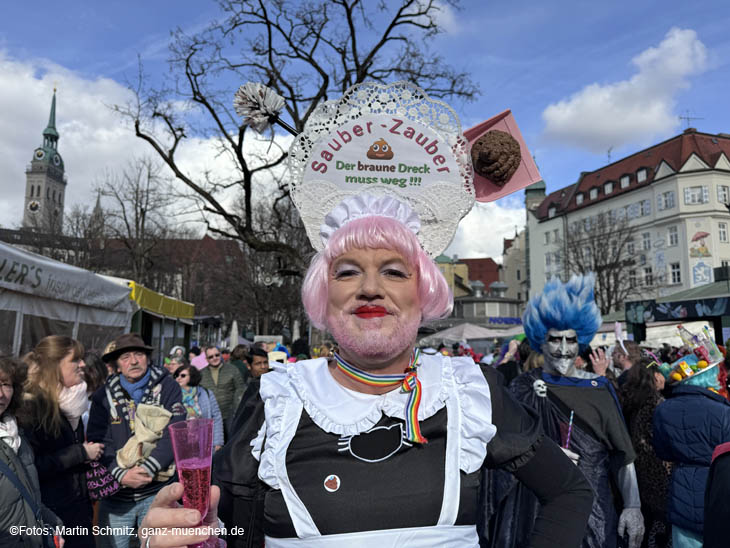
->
xmin=21 ymin=406 xmax=90 ymax=511
xmin=87 ymin=365 xmax=186 ymax=502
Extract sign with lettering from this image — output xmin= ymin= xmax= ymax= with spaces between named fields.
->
xmin=304 ymin=115 xmax=460 ymax=193
xmin=0 ymin=241 xmax=132 ymax=312
xmin=86 ymin=460 xmax=121 ymax=501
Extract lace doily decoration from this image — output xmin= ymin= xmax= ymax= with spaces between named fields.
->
xmin=288 ymin=81 xmax=474 ymax=257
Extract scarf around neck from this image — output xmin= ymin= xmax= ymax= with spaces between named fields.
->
xmin=0 ymin=414 xmax=21 ymax=453
xmin=119 ymin=368 xmax=152 ymax=404
xmin=58 ymin=381 xmax=89 ymax=431
xmin=181 ymin=386 xmax=202 ymax=418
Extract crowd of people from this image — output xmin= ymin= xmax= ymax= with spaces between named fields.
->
xmin=1 ymin=318 xmax=729 ymax=548
xmin=0 ymin=332 xmax=300 ymax=547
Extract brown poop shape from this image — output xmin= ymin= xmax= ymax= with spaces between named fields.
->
xmin=366 ymin=138 xmax=394 ymax=160
xmin=471 ymin=129 xmax=521 ymax=186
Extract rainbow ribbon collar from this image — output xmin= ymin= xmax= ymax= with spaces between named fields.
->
xmin=333 ymin=348 xmax=427 ymax=444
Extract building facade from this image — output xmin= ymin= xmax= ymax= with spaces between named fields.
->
xmin=527 ymin=129 xmax=730 ymax=311
xmin=501 ymin=230 xmax=527 ymax=305
xmin=23 ymin=91 xmax=66 ymax=232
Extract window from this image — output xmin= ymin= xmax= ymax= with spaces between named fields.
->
xmin=516 ymin=269 xmax=521 ymax=281
xmin=684 ymin=185 xmax=709 ymax=204
xmin=721 ymin=222 xmax=728 ymax=243
xmin=627 ymin=241 xmax=635 ymax=255
xmin=576 ymin=193 xmax=584 ymax=205
xmin=719 ymin=185 xmax=730 ymax=204
xmin=584 ymin=217 xmax=592 ymax=231
xmin=644 ymin=266 xmax=653 ymax=286
xmin=548 ymin=207 xmax=556 ymax=218
xmin=671 ymin=263 xmax=681 ymax=284
xmin=642 ymin=232 xmax=651 ymax=250
xmin=723 ymin=260 xmax=730 ymax=268
xmin=544 ymin=232 xmax=550 ymax=245
xmin=637 ymin=168 xmax=647 ymax=183
xmin=553 ymin=229 xmax=559 ymax=243
xmin=640 ymin=199 xmax=651 ymax=216
xmin=629 ymin=270 xmax=637 ymax=287
xmin=628 ymin=203 xmax=640 ymax=219
xmin=545 ymin=253 xmax=551 ymax=267
xmin=604 ymin=182 xmax=614 ymax=194
xmin=658 ymin=190 xmax=675 ymax=211
xmin=616 ymin=207 xmax=626 ymax=220
xmin=621 ymin=175 xmax=630 ymax=189
xmin=584 ymin=247 xmax=592 ymax=263
xmin=517 ymin=292 xmax=521 ymax=300
xmin=668 ymin=226 xmax=678 ymax=246
xmin=589 ymin=188 xmax=598 ymax=200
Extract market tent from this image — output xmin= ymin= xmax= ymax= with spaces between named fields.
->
xmin=0 ymin=241 xmax=133 ymax=355
xmin=102 ymin=276 xmax=194 ymax=359
xmin=419 ymin=322 xmax=507 ymax=346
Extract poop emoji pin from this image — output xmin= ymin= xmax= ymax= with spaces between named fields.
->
xmin=366 ymin=138 xmax=394 ymax=160
xmin=323 ymin=474 xmax=341 ymax=493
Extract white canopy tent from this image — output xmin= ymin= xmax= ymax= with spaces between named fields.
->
xmin=0 ymin=241 xmax=133 ymax=355
xmin=419 ymin=322 xmax=517 ymax=346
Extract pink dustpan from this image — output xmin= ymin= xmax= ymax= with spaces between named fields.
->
xmin=464 ymin=110 xmax=542 ymax=202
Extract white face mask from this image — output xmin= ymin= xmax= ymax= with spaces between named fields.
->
xmin=541 ymin=328 xmax=579 ymax=376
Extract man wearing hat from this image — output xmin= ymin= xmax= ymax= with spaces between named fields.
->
xmin=87 ymin=333 xmax=186 ymax=548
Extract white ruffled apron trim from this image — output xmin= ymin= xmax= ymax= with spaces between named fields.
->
xmin=255 ymin=354 xmax=496 ymax=539
xmin=264 ymin=524 xmax=479 ymax=547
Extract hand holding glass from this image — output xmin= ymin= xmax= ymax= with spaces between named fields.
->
xmin=169 ymin=418 xmax=214 ymax=547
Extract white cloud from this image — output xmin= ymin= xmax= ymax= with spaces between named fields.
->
xmin=541 ymin=28 xmax=708 ymax=153
xmin=0 ymin=51 xmax=291 ymax=232
xmin=444 ymin=197 xmax=525 ymax=261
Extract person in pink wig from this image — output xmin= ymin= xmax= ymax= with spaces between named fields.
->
xmin=137 ymin=82 xmax=593 ymax=548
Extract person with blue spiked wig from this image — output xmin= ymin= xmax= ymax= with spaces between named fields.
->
xmin=488 ymin=274 xmax=645 ymax=548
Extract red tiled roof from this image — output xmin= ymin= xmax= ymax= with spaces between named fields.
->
xmin=535 ymin=130 xmax=730 ymax=221
xmin=459 ymin=257 xmax=500 ymax=288
xmin=535 ymin=183 xmax=578 ymax=220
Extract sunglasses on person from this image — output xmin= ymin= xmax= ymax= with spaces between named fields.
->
xmin=175 ymin=372 xmax=189 ymax=379
xmin=207 ymin=353 xmax=221 ymax=359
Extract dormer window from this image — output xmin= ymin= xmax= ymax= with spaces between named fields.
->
xmin=576 ymin=193 xmax=584 ymax=205
xmin=548 ymin=207 xmax=556 ymax=218
xmin=589 ymin=188 xmax=598 ymax=200
xmin=621 ymin=175 xmax=630 ymax=188
xmin=637 ymin=168 xmax=647 ymax=183
xmin=604 ymin=182 xmax=613 ymax=194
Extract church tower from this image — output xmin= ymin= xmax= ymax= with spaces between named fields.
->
xmin=23 ymin=90 xmax=66 ymax=232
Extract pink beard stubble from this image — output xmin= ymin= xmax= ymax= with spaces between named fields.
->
xmin=326 ymin=311 xmax=421 ymax=364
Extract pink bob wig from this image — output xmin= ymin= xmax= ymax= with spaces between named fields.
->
xmin=301 ymin=215 xmax=453 ymax=329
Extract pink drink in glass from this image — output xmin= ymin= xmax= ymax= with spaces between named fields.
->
xmin=169 ymin=418 xmax=214 ymax=546
xmin=178 ymin=457 xmax=212 ymax=517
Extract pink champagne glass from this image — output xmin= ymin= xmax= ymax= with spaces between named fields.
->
xmin=169 ymin=418 xmax=214 ymax=547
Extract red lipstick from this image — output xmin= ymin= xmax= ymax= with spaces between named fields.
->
xmin=354 ymin=305 xmax=388 ymax=319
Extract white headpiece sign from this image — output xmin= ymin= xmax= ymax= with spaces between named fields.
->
xmin=287 ymin=81 xmax=475 ymax=257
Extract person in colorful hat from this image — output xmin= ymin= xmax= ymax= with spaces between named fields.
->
xmin=490 ymin=275 xmax=645 ymax=548
xmin=138 ymin=82 xmax=593 ymax=548
xmin=652 ymin=347 xmax=730 ymax=547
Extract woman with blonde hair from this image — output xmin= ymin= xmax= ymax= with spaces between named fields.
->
xmin=18 ymin=336 xmax=102 ymax=548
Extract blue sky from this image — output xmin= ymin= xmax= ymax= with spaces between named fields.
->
xmin=2 ymin=0 xmax=729 ymax=259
